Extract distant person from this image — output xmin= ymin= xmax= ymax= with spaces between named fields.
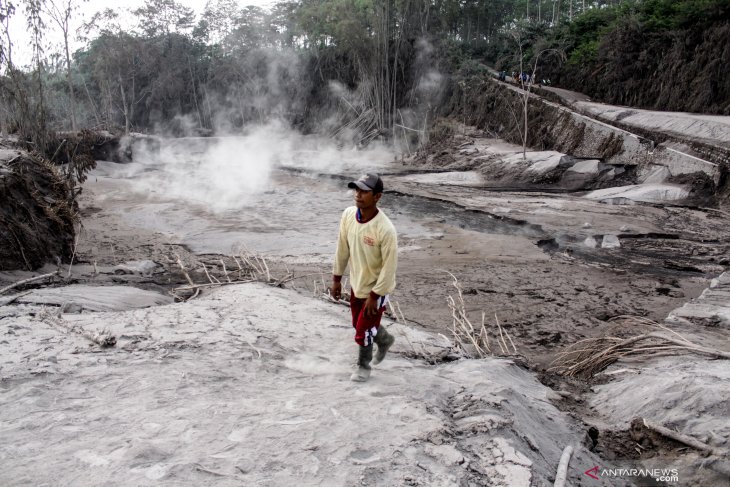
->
xmin=331 ymin=173 xmax=398 ymax=382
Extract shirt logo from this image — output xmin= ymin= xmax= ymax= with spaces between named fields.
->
xmin=363 ymin=235 xmax=375 ymax=246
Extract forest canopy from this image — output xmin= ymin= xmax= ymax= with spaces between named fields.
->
xmin=1 ymin=0 xmax=728 ymax=149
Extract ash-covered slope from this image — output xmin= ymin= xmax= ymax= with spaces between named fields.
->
xmin=0 ymin=283 xmax=611 ymax=486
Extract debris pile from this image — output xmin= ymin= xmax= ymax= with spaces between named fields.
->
xmin=0 ymin=146 xmax=76 ymax=270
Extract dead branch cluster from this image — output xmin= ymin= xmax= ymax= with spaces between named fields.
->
xmin=39 ymin=308 xmax=116 ymax=348
xmin=445 ymin=272 xmax=518 ymax=358
xmin=550 ymin=316 xmax=730 ymax=378
xmin=1 ymin=151 xmax=78 ymax=270
xmin=169 ymin=245 xmax=294 ymax=302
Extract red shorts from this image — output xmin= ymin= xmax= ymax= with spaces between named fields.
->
xmin=350 ymin=292 xmax=387 ymax=346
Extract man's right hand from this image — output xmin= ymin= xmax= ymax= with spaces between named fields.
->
xmin=330 ymin=281 xmax=342 ymax=300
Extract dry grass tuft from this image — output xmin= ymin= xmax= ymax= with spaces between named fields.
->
xmin=445 ymin=272 xmax=518 ymax=358
xmin=169 ymin=245 xmax=294 ymax=301
xmin=550 ymin=315 xmax=730 ymax=378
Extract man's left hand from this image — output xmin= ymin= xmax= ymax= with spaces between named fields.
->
xmin=364 ymin=294 xmax=379 ymax=316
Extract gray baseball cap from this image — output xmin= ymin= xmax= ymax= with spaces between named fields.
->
xmin=348 ymin=173 xmax=384 ymax=193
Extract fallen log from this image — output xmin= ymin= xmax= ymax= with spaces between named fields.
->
xmin=641 ymin=417 xmax=729 ymax=458
xmin=0 ymin=270 xmax=58 ymax=295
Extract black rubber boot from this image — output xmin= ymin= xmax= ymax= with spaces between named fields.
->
xmin=350 ymin=344 xmax=373 ymax=382
xmin=372 ymin=327 xmax=395 ymax=365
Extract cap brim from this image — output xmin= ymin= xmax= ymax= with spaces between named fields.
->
xmin=348 ymin=181 xmax=372 ymax=191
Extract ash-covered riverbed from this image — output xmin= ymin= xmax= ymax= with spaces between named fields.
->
xmin=78 ymin=134 xmax=728 ymax=353
xmin=2 ymin=131 xmax=729 ymax=486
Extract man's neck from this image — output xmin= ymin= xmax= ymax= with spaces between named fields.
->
xmin=357 ymin=207 xmax=379 ymax=223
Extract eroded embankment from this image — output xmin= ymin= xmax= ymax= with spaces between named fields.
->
xmin=438 ymin=77 xmax=729 ymax=202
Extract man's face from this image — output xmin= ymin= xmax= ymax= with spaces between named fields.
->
xmin=354 ymin=188 xmax=381 ymax=209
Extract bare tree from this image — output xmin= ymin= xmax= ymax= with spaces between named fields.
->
xmin=0 ymin=1 xmax=15 ymax=67
xmin=512 ymin=28 xmax=565 ymax=159
xmin=199 ymin=0 xmax=240 ymax=47
xmin=45 ymin=0 xmax=82 ymax=131
xmin=2 ymin=0 xmax=52 ymax=148
xmin=133 ymin=0 xmax=194 ymax=37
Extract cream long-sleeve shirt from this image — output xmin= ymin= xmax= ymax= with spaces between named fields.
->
xmin=333 ymin=206 xmax=398 ymax=299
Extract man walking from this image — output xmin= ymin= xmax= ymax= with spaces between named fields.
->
xmin=331 ymin=173 xmax=397 ymax=382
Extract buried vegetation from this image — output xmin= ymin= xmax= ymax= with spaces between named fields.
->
xmin=550 ymin=315 xmax=730 ymax=378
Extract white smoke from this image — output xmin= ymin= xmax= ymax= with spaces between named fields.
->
xmin=117 ymin=47 xmax=397 ymax=214
xmin=123 ymin=120 xmax=395 ymax=214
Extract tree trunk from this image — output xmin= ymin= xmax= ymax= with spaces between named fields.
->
xmin=188 ymin=56 xmax=202 ymax=129
xmin=64 ymin=39 xmax=77 ymax=131
xmin=523 ymin=93 xmax=528 ymax=159
xmin=81 ymin=75 xmax=101 ymax=128
xmin=118 ymin=73 xmax=130 ymax=135
xmin=556 ymin=0 xmax=562 ymax=25
xmin=129 ymin=74 xmax=136 ymax=129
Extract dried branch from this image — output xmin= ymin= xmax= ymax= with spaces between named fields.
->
xmin=495 ymin=313 xmax=509 ymax=354
xmin=640 ymin=417 xmax=729 ymax=458
xmin=219 ymin=259 xmax=232 ymax=283
xmin=497 ymin=313 xmax=518 ymax=353
xmin=201 ymin=263 xmax=220 ymax=284
xmin=271 ymin=273 xmax=294 ymax=287
xmin=174 ymin=254 xmax=195 ymax=287
xmin=172 ymin=280 xmax=255 ymax=292
xmin=0 ymin=270 xmax=59 ymax=295
xmin=40 ymin=309 xmax=116 ymax=347
xmin=232 ymin=256 xmax=243 ymax=279
xmin=446 ymin=272 xmax=519 ymax=359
